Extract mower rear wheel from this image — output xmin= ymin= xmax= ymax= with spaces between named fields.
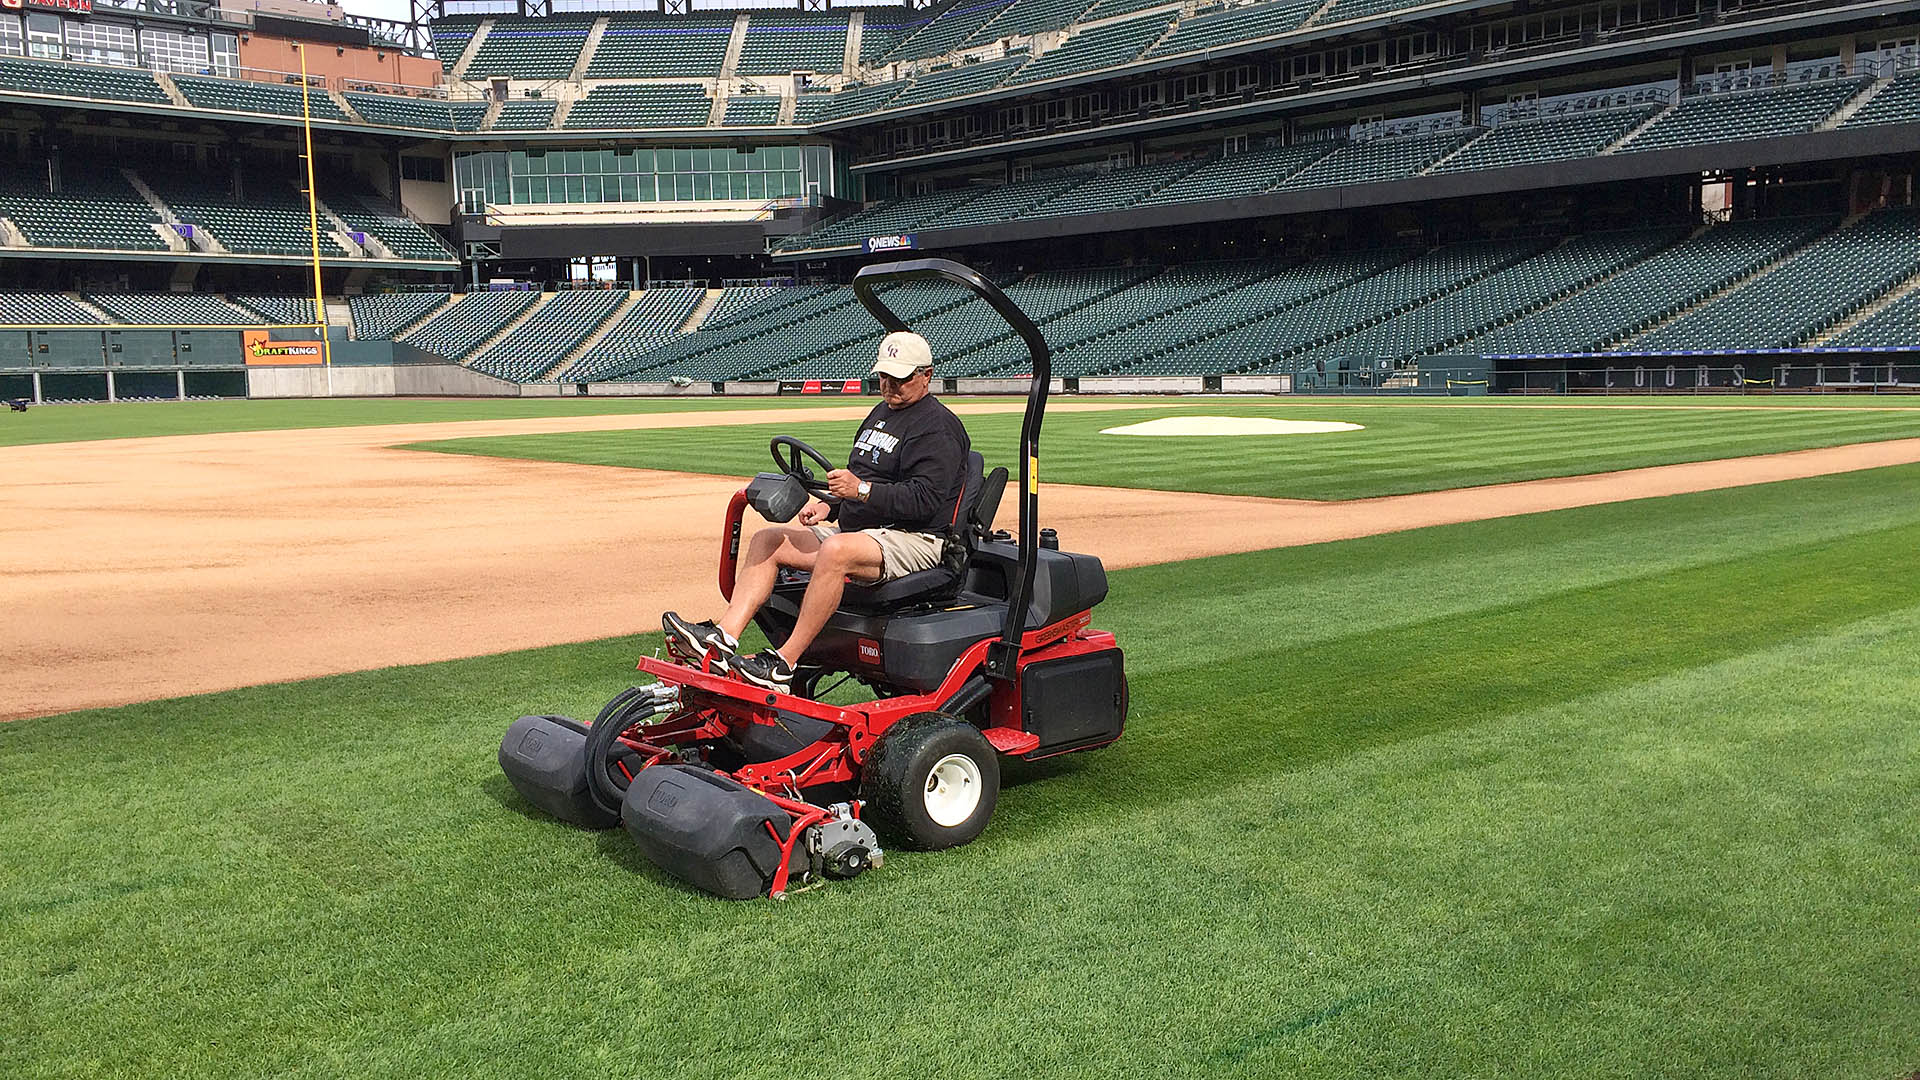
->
xmin=861 ymin=712 xmax=999 ymax=851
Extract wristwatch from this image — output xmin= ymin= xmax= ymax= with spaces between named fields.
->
xmin=857 ymin=481 xmax=872 ymax=502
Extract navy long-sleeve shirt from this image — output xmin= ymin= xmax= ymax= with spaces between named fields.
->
xmin=833 ymin=394 xmax=970 ymax=533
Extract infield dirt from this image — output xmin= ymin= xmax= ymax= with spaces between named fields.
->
xmin=8 ymin=401 xmax=1920 ymax=721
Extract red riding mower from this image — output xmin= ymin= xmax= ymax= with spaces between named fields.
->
xmin=497 ymin=258 xmax=1128 ymax=898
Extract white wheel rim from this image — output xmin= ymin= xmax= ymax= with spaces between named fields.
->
xmin=923 ymin=753 xmax=982 ymax=828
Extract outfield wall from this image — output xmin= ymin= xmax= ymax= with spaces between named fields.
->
xmin=247 ymin=363 xmax=522 ymax=398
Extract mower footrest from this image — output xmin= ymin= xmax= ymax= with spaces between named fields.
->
xmin=980 ymin=727 xmax=1040 ymax=755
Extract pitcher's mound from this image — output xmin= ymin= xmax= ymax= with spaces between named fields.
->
xmin=1101 ymin=416 xmax=1365 ymax=437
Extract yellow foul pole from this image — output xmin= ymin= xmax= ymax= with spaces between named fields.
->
xmin=296 ymin=43 xmax=333 ymax=394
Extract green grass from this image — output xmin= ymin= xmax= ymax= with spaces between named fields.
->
xmin=407 ymin=401 xmax=1920 ymax=500
xmin=6 ymin=466 xmax=1920 ymax=1078
xmin=0 ymin=395 xmax=885 ymax=448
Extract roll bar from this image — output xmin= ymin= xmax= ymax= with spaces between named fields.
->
xmin=851 ymin=258 xmax=1048 ymax=680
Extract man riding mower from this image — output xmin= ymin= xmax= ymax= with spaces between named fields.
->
xmin=497 ymin=258 xmax=1128 ymax=899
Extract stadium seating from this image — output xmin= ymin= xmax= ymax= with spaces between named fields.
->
xmin=1145 ymin=0 xmax=1316 ymax=59
xmin=1461 ymin=216 xmax=1835 ymax=355
xmin=1292 ymin=230 xmax=1677 ymax=366
xmin=399 ymin=289 xmax=542 ymax=361
xmin=1629 ymin=208 xmax=1920 ymax=350
xmin=700 ymin=286 xmax=785 ymax=327
xmin=142 ymin=172 xmax=351 ymax=258
xmin=464 ymin=15 xmax=596 ymax=80
xmin=703 ymin=284 xmax=835 ymax=329
xmin=430 ymin=14 xmax=484 ymax=71
xmin=812 ymin=81 xmax=910 ymax=124
xmin=469 ymin=289 xmax=628 ymax=381
xmin=770 ymin=268 xmax=1147 ymax=380
xmin=0 ymin=57 xmax=169 ymax=106
xmin=1082 ymin=0 xmax=1175 ymax=16
xmin=322 ymin=189 xmax=457 ymax=262
xmin=594 ymin=285 xmax=861 ymax=381
xmin=493 ymin=99 xmax=557 ymax=130
xmin=887 ymin=56 xmax=1026 ymax=110
xmin=881 ymin=0 xmax=1014 ymax=63
xmin=587 ymin=14 xmax=736 ymax=79
xmin=1620 ymin=77 xmax=1868 ymax=152
xmin=1026 ymin=157 xmax=1204 ymax=217
xmin=792 ymin=93 xmax=835 ymax=123
xmin=736 ymin=13 xmax=848 ymax=75
xmin=1277 ymin=128 xmax=1479 ymax=190
xmin=1826 ymin=288 xmax=1920 ymax=349
xmin=777 ymin=188 xmax=981 ymax=252
xmin=452 ymin=101 xmax=490 ymax=132
xmin=918 ymin=172 xmax=1092 ymax=230
xmin=0 ymin=167 xmax=170 ymax=252
xmin=1430 ymin=105 xmax=1660 ymax=174
xmin=231 ymin=296 xmax=318 ymax=325
xmin=85 ymin=294 xmax=259 ymax=325
xmin=967 ymin=0 xmax=1100 ymax=46
xmin=560 ymin=287 xmax=705 ymax=382
xmin=349 ymin=292 xmax=454 ymax=340
xmin=565 ymin=84 xmax=712 ymax=129
xmin=171 ymin=75 xmax=351 ymax=122
xmin=1314 ymin=0 xmax=1450 ymax=25
xmin=1031 ymin=260 xmax=1286 ymax=374
xmin=1190 ymin=241 xmax=1542 ymax=374
xmin=1045 ymin=252 xmax=1401 ymax=375
xmin=0 ymin=294 xmax=104 ymax=325
xmin=1005 ymin=15 xmax=1169 ymax=85
xmin=1140 ymin=143 xmax=1334 ymax=205
xmin=1838 ymin=71 xmax=1920 ymax=129
xmin=859 ymin=14 xmax=912 ymax=64
xmin=722 ymin=96 xmax=784 ymax=126
xmin=345 ymin=93 xmax=458 ymax=131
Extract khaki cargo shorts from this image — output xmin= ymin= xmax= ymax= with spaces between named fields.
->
xmin=809 ymin=524 xmax=945 ymax=583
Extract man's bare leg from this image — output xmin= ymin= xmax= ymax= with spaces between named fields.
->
xmin=717 ymin=525 xmax=823 ymax=641
xmin=777 ymin=532 xmax=884 ymax=665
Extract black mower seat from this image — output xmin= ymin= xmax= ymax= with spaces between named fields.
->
xmin=825 ymin=453 xmax=1005 ymax=614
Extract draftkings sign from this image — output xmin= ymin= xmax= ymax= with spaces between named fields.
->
xmin=243 ymin=330 xmax=323 ymax=365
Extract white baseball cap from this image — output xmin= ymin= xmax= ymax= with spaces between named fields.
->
xmin=872 ymin=331 xmax=933 ymax=379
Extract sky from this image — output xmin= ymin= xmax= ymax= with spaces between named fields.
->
xmin=339 ymin=0 xmax=414 ymax=25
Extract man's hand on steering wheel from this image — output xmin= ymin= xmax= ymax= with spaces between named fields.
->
xmin=824 ymin=469 xmax=865 ymax=501
xmin=797 ymin=499 xmax=832 ymax=526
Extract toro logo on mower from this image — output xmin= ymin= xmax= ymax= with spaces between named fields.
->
xmin=858 ymin=638 xmax=882 ymax=664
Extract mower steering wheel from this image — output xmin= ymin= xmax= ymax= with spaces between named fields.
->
xmin=770 ymin=435 xmax=838 ymax=497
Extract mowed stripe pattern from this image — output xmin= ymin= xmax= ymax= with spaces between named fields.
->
xmin=3 ymin=467 xmax=1918 ymax=1077
xmin=414 ymin=402 xmax=1920 ymax=500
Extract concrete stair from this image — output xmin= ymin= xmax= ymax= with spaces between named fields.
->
xmin=452 ymin=22 xmax=490 ymax=79
xmin=538 ymin=290 xmax=641 ymax=380
xmin=1820 ymin=76 xmax=1890 ymax=129
xmin=571 ymin=17 xmax=609 ymax=81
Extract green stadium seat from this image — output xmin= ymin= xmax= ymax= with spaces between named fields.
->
xmin=564 ymin=84 xmax=712 ymax=129
xmin=350 ymin=293 xmax=455 ymax=340
xmin=587 ymin=13 xmax=735 ymax=79
xmin=736 ymin=13 xmax=848 ymax=76
xmin=172 ymin=74 xmax=351 ymax=122
xmin=464 ymin=15 xmax=597 ymax=80
xmin=399 ymin=290 xmax=543 ymax=362
xmin=469 ymin=289 xmax=629 ymax=381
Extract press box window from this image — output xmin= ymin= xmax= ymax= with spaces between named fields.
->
xmin=402 ymin=156 xmax=447 ymax=183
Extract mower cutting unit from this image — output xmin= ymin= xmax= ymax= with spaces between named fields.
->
xmin=498 ymin=258 xmax=1127 ymax=898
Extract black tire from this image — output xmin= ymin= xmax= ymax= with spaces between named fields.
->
xmin=860 ymin=712 xmax=1000 ymax=851
xmin=583 ymin=687 xmax=663 ymax=815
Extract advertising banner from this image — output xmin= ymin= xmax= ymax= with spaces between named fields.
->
xmin=864 ymin=234 xmax=916 ymax=254
xmin=243 ymin=330 xmax=324 ymax=365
